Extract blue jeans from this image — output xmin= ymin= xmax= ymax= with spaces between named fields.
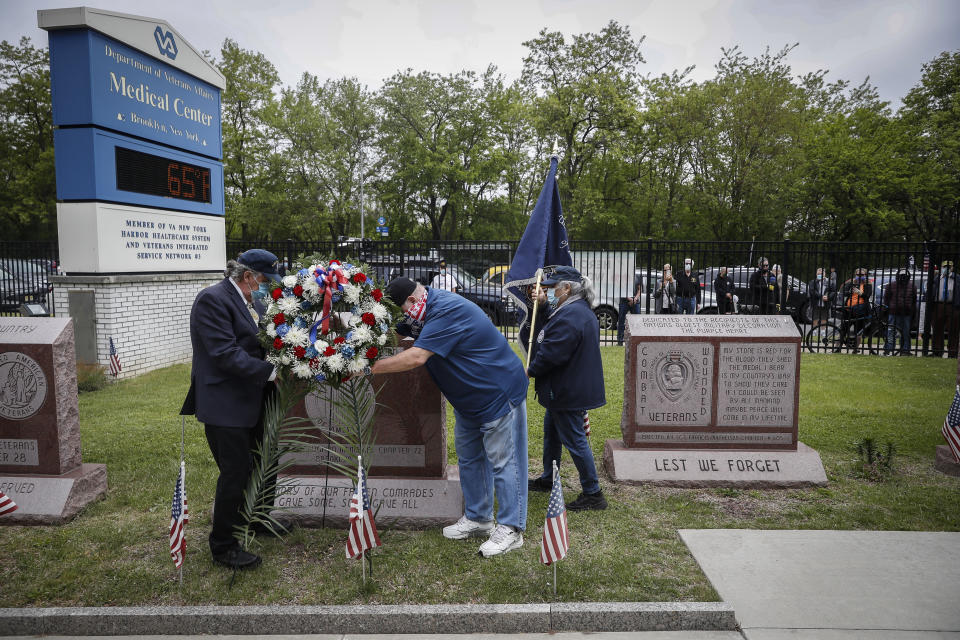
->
xmin=617 ymin=298 xmax=639 ymax=345
xmin=538 ymin=408 xmax=600 ymax=495
xmin=454 ymin=402 xmax=528 ymax=530
xmin=678 ymin=296 xmax=697 ymax=314
xmin=885 ymin=313 xmax=912 ymax=354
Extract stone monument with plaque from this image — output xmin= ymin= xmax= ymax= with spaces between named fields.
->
xmin=275 ymin=339 xmax=463 ymax=528
xmin=0 ymin=317 xmax=107 ymax=524
xmin=604 ymin=315 xmax=827 ymax=487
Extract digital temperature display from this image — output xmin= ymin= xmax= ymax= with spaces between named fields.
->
xmin=115 ymin=146 xmax=211 ymax=203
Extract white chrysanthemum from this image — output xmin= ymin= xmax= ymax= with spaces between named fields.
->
xmin=377 ymin=334 xmax=387 ymax=346
xmin=325 ymin=353 xmax=345 ymax=372
xmin=278 ymin=296 xmax=300 ymax=314
xmin=370 ymin=302 xmax=389 ymax=321
xmin=302 ymin=277 xmax=320 ymax=296
xmin=266 ymin=322 xmax=277 ymax=338
xmin=266 ymin=353 xmax=281 ymax=366
xmin=283 ymin=326 xmax=310 ymax=346
xmin=266 ymin=302 xmax=280 ymax=315
xmin=282 ymin=274 xmax=298 ymax=288
xmin=280 ymin=352 xmax=293 ymax=366
xmin=313 ymin=339 xmax=328 ymax=352
xmin=293 ymin=362 xmax=313 ymax=379
xmin=342 ymin=284 xmax=361 ymax=304
xmin=347 ymin=356 xmax=369 ymax=375
xmin=350 ymin=325 xmax=372 ymax=344
xmin=326 ymin=331 xmax=338 ymax=341
xmin=348 ymin=315 xmax=360 ymax=327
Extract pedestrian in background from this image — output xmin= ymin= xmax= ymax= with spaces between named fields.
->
xmin=883 ymin=268 xmax=916 ymax=356
xmin=750 ymin=257 xmax=779 ymax=315
xmin=808 ymin=267 xmax=834 ymax=327
xmin=715 ymin=266 xmax=735 ymax=314
xmin=931 ymin=260 xmax=959 ymax=358
xmin=675 ymin=258 xmax=700 ymax=315
xmin=654 ymin=264 xmax=677 ymax=314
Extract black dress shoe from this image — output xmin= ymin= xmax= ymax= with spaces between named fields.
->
xmin=212 ymin=547 xmax=262 ymax=570
xmin=528 ymin=476 xmax=552 ymax=492
xmin=566 ymin=491 xmax=608 ymax=511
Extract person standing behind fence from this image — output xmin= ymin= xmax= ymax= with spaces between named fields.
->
xmin=750 ymin=257 xmax=779 ymax=315
xmin=654 ymin=264 xmax=677 ymax=314
xmin=807 ymin=268 xmax=834 ymax=327
xmin=884 ymin=268 xmax=916 ymax=356
xmin=430 ymin=259 xmax=458 ymax=293
xmin=715 ymin=266 xmax=735 ymax=315
xmin=675 ymin=258 xmax=700 ymax=315
xmin=842 ymin=268 xmax=872 ymax=352
xmin=931 ymin=260 xmax=959 ymax=358
xmin=617 ymin=271 xmax=643 ymax=345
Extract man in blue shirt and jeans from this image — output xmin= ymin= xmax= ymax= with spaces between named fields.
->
xmin=372 ymin=277 xmax=529 ymax=557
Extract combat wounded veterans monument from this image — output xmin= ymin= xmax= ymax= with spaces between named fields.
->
xmin=605 ymin=315 xmax=827 ymax=487
xmin=0 ymin=317 xmax=107 ymax=524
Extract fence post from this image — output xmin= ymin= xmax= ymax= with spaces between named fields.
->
xmin=782 ymin=238 xmax=791 ymax=313
xmin=398 ymin=238 xmax=406 ymax=277
xmin=921 ymin=239 xmax=938 ymax=356
xmin=645 ymin=237 xmax=653 ymax=313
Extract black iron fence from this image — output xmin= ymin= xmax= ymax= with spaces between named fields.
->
xmin=5 ymin=239 xmax=957 ymax=358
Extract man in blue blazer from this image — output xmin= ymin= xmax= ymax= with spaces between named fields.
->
xmin=527 ymin=266 xmax=607 ymax=511
xmin=182 ymin=249 xmax=281 ymax=570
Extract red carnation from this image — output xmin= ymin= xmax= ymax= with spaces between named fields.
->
xmin=323 ymin=346 xmax=336 ymax=357
xmin=273 ymin=313 xmax=286 ymax=326
xmin=362 ymin=312 xmax=376 ymax=326
xmin=372 ymin=288 xmax=383 ymax=302
xmin=342 ymin=375 xmax=351 ymax=383
xmin=294 ymin=346 xmax=306 ymax=359
xmin=352 ymin=272 xmax=367 ymax=284
xmin=310 ymin=357 xmax=320 ymax=368
xmin=366 ymin=347 xmax=379 ymax=359
xmin=334 ymin=336 xmax=346 ymax=344
xmin=273 ymin=337 xmax=284 ymax=350
xmin=293 ymin=285 xmax=304 ymax=297
xmin=271 ymin=287 xmax=283 ymax=300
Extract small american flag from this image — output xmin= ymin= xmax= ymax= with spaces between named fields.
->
xmin=169 ymin=460 xmax=189 ymax=569
xmin=108 ymin=337 xmax=122 ymax=377
xmin=540 ymin=465 xmax=569 ymax=565
xmin=943 ymin=385 xmax=960 ymax=463
xmin=583 ymin=411 xmax=591 ymax=437
xmin=0 ymin=490 xmax=17 ymax=516
xmin=346 ymin=463 xmax=381 ymax=559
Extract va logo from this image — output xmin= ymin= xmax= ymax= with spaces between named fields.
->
xmin=154 ymin=26 xmax=178 ymax=59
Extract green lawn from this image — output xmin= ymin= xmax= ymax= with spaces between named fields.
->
xmin=2 ymin=349 xmax=958 ymax=606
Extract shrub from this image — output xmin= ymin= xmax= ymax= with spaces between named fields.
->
xmin=853 ymin=437 xmax=897 ymax=481
xmin=76 ymin=362 xmax=110 ymax=393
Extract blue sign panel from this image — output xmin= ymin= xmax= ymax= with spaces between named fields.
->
xmin=54 ymin=127 xmax=224 ymax=216
xmin=49 ymin=29 xmax=222 ymax=159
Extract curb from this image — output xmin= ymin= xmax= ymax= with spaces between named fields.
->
xmin=0 ymin=602 xmax=737 ymax=635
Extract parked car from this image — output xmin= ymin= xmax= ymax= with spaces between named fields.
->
xmin=0 ymin=263 xmax=46 ymax=312
xmin=703 ymin=266 xmax=810 ymax=322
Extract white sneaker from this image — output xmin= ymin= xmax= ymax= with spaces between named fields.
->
xmin=442 ymin=516 xmax=494 ymax=540
xmin=478 ymin=524 xmax=523 ymax=557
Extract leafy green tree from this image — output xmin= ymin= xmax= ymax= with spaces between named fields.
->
xmin=0 ymin=37 xmax=55 ymax=241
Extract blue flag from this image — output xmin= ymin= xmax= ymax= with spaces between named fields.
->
xmin=504 ymin=156 xmax=572 ymax=349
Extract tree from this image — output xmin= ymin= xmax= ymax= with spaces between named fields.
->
xmin=0 ymin=37 xmax=55 ymax=241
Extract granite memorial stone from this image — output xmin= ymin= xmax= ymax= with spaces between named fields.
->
xmin=0 ymin=317 xmax=107 ymax=524
xmin=276 ymin=338 xmax=463 ymax=528
xmin=604 ymin=315 xmax=827 ymax=487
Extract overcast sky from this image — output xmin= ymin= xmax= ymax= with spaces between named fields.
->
xmin=2 ymin=0 xmax=958 ymax=107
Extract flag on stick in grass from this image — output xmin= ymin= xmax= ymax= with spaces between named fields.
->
xmin=540 ymin=464 xmax=569 ymax=565
xmin=346 ymin=461 xmax=381 ymax=559
xmin=0 ymin=490 xmax=17 ymax=516
xmin=169 ymin=460 xmax=188 ymax=569
xmin=583 ymin=411 xmax=591 ymax=437
xmin=108 ymin=336 xmax=122 ymax=377
xmin=503 ymin=155 xmax=572 ymax=356
xmin=943 ymin=385 xmax=960 ymax=463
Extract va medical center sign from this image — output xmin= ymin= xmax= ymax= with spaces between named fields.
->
xmin=40 ymin=7 xmax=226 ymax=273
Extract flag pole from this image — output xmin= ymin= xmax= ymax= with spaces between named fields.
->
xmin=552 ymin=459 xmax=558 ymax=596
xmin=179 ymin=415 xmax=185 ymax=586
xmin=526 ymin=268 xmax=544 ymax=371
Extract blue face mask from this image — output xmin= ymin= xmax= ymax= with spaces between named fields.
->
xmin=251 ymin=280 xmax=271 ymax=303
xmin=546 ymin=288 xmax=558 ymax=308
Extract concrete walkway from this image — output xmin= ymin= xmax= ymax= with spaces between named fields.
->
xmin=6 ymin=634 xmax=744 ymax=640
xmin=680 ymin=529 xmax=960 ymax=640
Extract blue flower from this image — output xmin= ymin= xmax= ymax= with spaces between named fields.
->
xmin=346 ymin=330 xmax=354 ymax=342
xmin=293 ymin=317 xmax=307 ymax=329
xmin=315 ymin=373 xmax=326 ymax=382
xmin=298 ymin=268 xmax=309 ymax=276
xmin=305 ymin=345 xmax=318 ymax=359
xmin=300 ymin=300 xmax=312 ymax=310
xmin=351 ymin=306 xmax=360 ymax=315
xmin=283 ymin=288 xmax=294 ymax=297
xmin=332 ymin=292 xmax=342 ymax=302
xmin=379 ymin=322 xmax=388 ymax=333
xmin=341 ymin=345 xmax=355 ymax=358
xmin=276 ymin=324 xmax=290 ymax=337
xmin=344 ymin=263 xmax=354 ymax=270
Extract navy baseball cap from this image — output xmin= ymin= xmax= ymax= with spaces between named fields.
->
xmin=541 ymin=265 xmax=582 ymax=286
xmin=237 ymin=249 xmax=283 ymax=282
xmin=385 ymin=276 xmax=418 ymax=305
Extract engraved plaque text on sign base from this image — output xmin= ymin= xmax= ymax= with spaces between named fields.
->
xmin=0 ymin=318 xmax=107 ymax=524
xmin=604 ymin=315 xmax=827 ymax=488
xmin=276 ymin=339 xmax=463 ymax=528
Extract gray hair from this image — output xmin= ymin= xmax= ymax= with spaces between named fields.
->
xmin=224 ymin=259 xmax=259 ymax=282
xmin=558 ymin=276 xmax=597 ymax=307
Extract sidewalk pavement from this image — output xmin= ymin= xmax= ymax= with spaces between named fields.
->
xmin=5 ymin=634 xmax=744 ymax=640
xmin=680 ymin=529 xmax=960 ymax=640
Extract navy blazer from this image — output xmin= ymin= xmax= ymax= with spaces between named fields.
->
xmin=181 ymin=277 xmax=274 ymax=428
xmin=527 ymin=298 xmax=605 ymax=411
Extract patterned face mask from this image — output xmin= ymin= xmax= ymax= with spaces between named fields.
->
xmin=405 ymin=293 xmax=427 ymax=322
